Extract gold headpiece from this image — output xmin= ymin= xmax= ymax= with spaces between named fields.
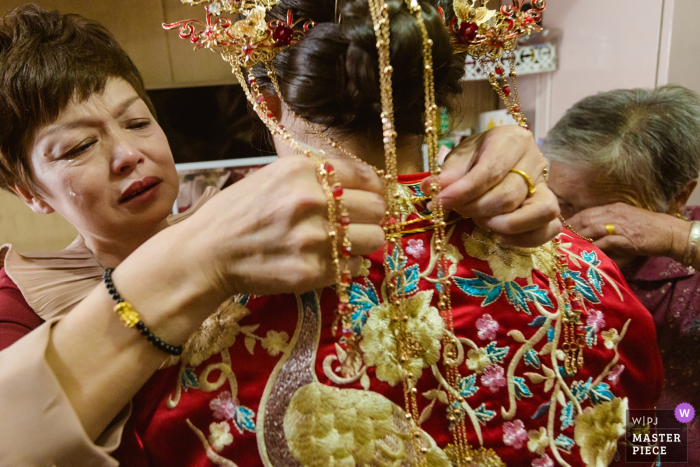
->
xmin=442 ymin=0 xmax=546 ymax=128
xmin=164 ymin=0 xmax=314 ymax=67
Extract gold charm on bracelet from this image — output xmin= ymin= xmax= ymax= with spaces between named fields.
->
xmin=114 ymin=301 xmax=140 ymax=328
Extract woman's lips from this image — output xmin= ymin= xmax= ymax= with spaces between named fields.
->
xmin=119 ymin=177 xmax=162 ymax=204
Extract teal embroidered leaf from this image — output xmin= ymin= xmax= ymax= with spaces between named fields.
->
xmin=351 ymin=309 xmax=368 ymax=335
xmin=561 ymin=378 xmax=593 ymax=429
xmin=454 ymin=272 xmax=504 ymax=307
xmin=532 ymin=401 xmax=550 ymax=420
xmin=564 ymin=270 xmax=600 ymax=304
xmin=581 ymin=250 xmax=601 ymax=266
xmin=560 ymin=400 xmax=575 ymax=429
xmin=523 ymin=285 xmax=554 ymax=309
xmin=400 ymin=264 xmax=420 ymax=295
xmin=232 ymin=406 xmax=256 ymax=434
xmin=513 ymin=376 xmax=533 ymax=400
xmin=547 ymin=326 xmax=555 ymax=342
xmin=528 ymin=316 xmax=547 ymax=327
xmin=525 ymin=348 xmax=541 ymax=369
xmin=504 ymin=282 xmax=532 ymax=314
xmin=349 ymin=279 xmax=380 ymax=313
xmin=485 ymin=341 xmax=509 ymax=364
xmin=458 ymin=374 xmax=479 ymax=398
xmin=386 ymin=245 xmax=407 ymax=272
xmin=586 ymin=267 xmax=604 ymax=294
xmin=585 ymin=325 xmax=598 ymax=348
xmin=182 ymin=368 xmax=199 ymax=391
xmin=590 ymin=383 xmax=614 ymax=405
xmin=554 ymin=434 xmax=575 ymax=453
xmin=473 ymin=404 xmax=496 ymax=425
xmin=572 ymin=377 xmax=593 ymax=402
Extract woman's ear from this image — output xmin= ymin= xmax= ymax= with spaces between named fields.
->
xmin=668 ymin=179 xmax=698 ymax=215
xmin=10 ymin=185 xmax=55 ymax=214
xmin=262 ymin=91 xmax=282 ymax=121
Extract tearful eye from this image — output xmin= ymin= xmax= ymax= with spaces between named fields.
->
xmin=63 ymin=141 xmax=95 ymax=159
xmin=128 ymin=120 xmax=151 ymax=130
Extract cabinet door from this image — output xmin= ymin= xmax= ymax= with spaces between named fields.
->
xmin=0 ymin=0 xmax=174 ymax=88
xmin=162 ymin=0 xmax=239 ymax=86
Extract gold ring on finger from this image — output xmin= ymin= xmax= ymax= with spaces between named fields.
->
xmin=509 ymin=168 xmax=537 ymax=198
xmin=605 ymin=223 xmax=615 ymax=236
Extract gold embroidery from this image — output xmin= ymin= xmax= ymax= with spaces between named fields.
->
xmin=284 ymin=383 xmax=450 ymax=466
xmin=360 ymin=290 xmax=445 ymax=386
xmin=462 ymin=228 xmax=558 ymax=282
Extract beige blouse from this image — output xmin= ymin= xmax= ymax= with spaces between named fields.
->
xmin=0 ymin=188 xmax=217 ymax=467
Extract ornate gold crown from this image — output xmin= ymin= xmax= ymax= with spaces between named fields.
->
xmin=164 ymin=0 xmax=314 ymax=67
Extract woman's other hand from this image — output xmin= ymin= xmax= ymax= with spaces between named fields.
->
xmin=422 ymin=126 xmax=561 ymax=248
xmin=184 ymin=155 xmax=385 ymax=296
xmin=566 ymin=202 xmax=692 ymax=262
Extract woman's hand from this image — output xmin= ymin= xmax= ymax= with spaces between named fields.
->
xmin=566 ymin=202 xmax=692 ymax=262
xmin=422 ymin=126 xmax=561 ymax=248
xmin=185 ymin=155 xmax=386 ymax=297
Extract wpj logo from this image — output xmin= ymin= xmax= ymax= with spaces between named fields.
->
xmin=625 ymin=404 xmax=693 ymax=463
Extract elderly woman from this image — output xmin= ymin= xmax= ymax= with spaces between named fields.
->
xmin=544 ymin=84 xmax=700 ymax=461
xmin=0 ymin=4 xmax=570 ymax=465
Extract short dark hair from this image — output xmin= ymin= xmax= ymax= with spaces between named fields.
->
xmin=0 ymin=4 xmax=155 ymax=193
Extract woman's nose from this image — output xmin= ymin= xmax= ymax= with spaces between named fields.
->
xmin=111 ymin=140 xmax=145 ymax=175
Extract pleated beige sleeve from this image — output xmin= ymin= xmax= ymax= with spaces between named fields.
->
xmin=0 ymin=319 xmax=130 ymax=467
xmin=0 ymin=187 xmax=219 ymax=466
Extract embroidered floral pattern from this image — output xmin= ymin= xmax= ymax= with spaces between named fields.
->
xmin=586 ymin=309 xmax=605 ymax=332
xmin=208 ymin=421 xmax=234 ymax=452
xmin=602 ymin=328 xmax=621 ymax=349
xmin=360 ymin=290 xmax=445 ymax=386
xmin=481 ymin=365 xmax=506 ymax=393
xmin=503 ymin=419 xmax=529 ymax=449
xmin=607 ymin=364 xmax=625 ymax=386
xmin=210 ymin=391 xmax=237 ymax=420
xmin=531 ymin=454 xmax=554 ymax=467
xmin=527 ymin=427 xmax=549 ymax=455
xmin=261 ymin=330 xmax=289 ymax=356
xmin=574 ymin=397 xmax=628 ymax=467
xmin=406 ymin=238 xmax=427 ymax=259
xmin=476 ymin=313 xmax=500 ymax=340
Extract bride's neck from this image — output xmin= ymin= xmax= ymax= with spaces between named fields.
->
xmin=274 ymin=112 xmax=425 ymax=174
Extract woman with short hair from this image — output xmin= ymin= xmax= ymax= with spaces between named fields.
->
xmin=545 ymin=84 xmax=700 ymax=461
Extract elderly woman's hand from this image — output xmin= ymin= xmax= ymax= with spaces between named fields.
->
xmin=566 ymin=202 xmax=692 ymax=262
xmin=422 ymin=126 xmax=562 ymax=248
xmin=184 ymin=155 xmax=386 ymax=296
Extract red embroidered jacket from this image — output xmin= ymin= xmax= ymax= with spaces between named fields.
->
xmin=0 ymin=175 xmax=663 ymax=466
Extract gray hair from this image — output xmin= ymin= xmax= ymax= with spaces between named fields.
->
xmin=542 ymin=84 xmax=700 ymax=212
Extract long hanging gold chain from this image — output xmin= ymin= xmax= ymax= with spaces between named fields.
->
xmin=366 ymin=0 xmax=431 ymax=462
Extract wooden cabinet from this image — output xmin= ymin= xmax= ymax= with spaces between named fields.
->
xmin=0 ymin=0 xmax=237 ymax=89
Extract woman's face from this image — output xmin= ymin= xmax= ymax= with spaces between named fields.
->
xmin=548 ymin=161 xmax=646 ymax=219
xmin=24 ymin=78 xmax=178 ymax=240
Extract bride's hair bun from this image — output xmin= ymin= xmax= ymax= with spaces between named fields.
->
xmin=255 ymin=0 xmax=463 ymax=137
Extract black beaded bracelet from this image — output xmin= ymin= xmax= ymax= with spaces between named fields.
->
xmin=103 ymin=269 xmax=183 ymax=356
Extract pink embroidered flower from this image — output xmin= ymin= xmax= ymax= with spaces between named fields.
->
xmin=532 ymin=454 xmax=554 ymax=467
xmin=210 ymin=391 xmax=237 ymax=420
xmin=586 ymin=309 xmax=606 ymax=332
xmin=481 ymin=365 xmax=507 ymax=393
xmin=607 ymin=364 xmax=625 ymax=385
xmin=406 ymin=238 xmax=426 ymax=259
xmin=503 ymin=419 xmax=529 ymax=450
xmin=475 ymin=313 xmax=500 ymax=340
